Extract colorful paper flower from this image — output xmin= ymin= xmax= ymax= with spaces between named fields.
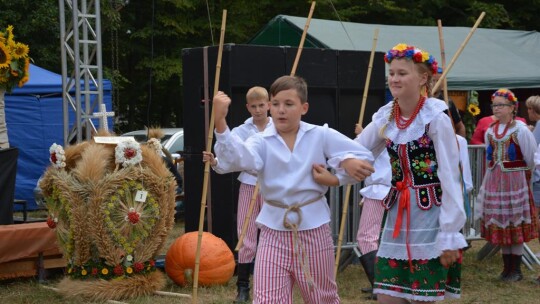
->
xmin=125 ymin=207 xmax=141 ymax=224
xmin=115 ymin=140 xmax=142 ymax=167
xmin=49 ymin=143 xmax=66 ymax=169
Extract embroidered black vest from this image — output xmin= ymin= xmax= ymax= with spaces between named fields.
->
xmin=383 ymin=124 xmax=443 ymax=210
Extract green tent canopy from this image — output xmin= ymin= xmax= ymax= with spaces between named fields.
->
xmin=248 ymin=15 xmax=540 ymax=91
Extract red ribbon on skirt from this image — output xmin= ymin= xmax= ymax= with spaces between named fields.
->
xmin=393 ymin=145 xmax=414 ymax=272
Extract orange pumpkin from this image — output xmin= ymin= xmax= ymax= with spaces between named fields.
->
xmin=165 ymin=231 xmax=235 ymax=286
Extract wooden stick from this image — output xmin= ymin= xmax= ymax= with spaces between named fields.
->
xmin=234 ymin=1 xmax=316 ymax=252
xmin=432 ymin=12 xmax=486 ymax=94
xmin=334 ymin=28 xmax=379 ymax=277
xmin=436 ymin=20 xmax=450 ymax=106
xmin=193 ymin=10 xmax=227 ymax=304
xmin=154 ymin=290 xmax=192 ymax=299
xmin=291 ymin=1 xmax=316 ymax=76
xmin=438 ymin=19 xmax=466 ymax=217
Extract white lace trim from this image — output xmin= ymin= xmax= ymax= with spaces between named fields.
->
xmin=374 ymin=286 xmax=445 ymax=302
xmin=372 ymin=98 xmax=448 ymax=144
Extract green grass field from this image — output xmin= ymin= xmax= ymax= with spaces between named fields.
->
xmin=1 ymin=219 xmax=540 ymax=303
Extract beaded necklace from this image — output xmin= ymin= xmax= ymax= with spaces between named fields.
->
xmin=493 ymin=119 xmax=513 ymax=139
xmin=394 ymin=96 xmax=426 ymax=130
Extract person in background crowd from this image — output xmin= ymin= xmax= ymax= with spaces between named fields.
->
xmin=526 ymin=95 xmax=540 ymax=262
xmin=203 ymin=86 xmax=273 ymax=303
xmin=476 ymin=89 xmax=538 ymax=282
xmin=356 ymin=43 xmax=467 ymax=303
xmin=470 ymin=91 xmax=527 ymax=144
xmin=313 ymin=123 xmax=390 ymax=301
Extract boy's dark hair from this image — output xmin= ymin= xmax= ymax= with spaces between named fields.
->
xmin=269 ymin=75 xmax=308 ymax=103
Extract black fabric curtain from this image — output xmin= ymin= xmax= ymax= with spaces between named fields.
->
xmin=0 ymin=147 xmax=18 ymax=225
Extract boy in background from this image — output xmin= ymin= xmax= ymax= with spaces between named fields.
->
xmin=203 ymin=86 xmax=272 ymax=303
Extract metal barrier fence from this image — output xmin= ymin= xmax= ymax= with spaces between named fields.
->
xmin=330 ymin=145 xmax=495 ymax=270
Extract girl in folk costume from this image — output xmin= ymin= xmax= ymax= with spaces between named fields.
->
xmin=356 ymin=43 xmax=467 ymax=303
xmin=476 ymin=89 xmax=538 ymax=282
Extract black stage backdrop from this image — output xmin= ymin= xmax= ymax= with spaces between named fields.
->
xmin=181 ymin=44 xmax=386 ymax=250
xmin=0 ymin=147 xmax=18 ymax=225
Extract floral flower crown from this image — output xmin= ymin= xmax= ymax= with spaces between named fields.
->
xmin=384 ymin=43 xmax=438 ymax=75
xmin=491 ymin=88 xmax=518 ymax=103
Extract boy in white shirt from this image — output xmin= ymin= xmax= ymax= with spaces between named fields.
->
xmin=203 ymin=86 xmax=272 ymax=303
xmin=212 ymin=75 xmax=374 ymax=303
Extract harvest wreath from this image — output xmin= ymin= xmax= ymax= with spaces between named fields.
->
xmin=39 ymin=132 xmax=180 ymax=301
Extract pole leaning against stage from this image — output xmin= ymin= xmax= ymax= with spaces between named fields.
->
xmin=235 ymin=1 xmax=317 ymax=252
xmin=334 ymin=28 xmax=379 ymax=277
xmin=192 ymin=10 xmax=227 ymax=304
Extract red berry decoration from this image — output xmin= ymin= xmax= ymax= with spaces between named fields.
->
xmin=124 ymin=148 xmax=136 ymax=159
xmin=127 ymin=209 xmax=140 ymax=224
xmin=46 ymin=216 xmax=57 ymax=229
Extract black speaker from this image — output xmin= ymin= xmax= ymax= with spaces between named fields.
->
xmin=182 ymin=44 xmax=386 ymax=249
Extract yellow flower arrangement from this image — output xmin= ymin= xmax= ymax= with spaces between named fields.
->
xmin=0 ymin=25 xmax=30 ymax=93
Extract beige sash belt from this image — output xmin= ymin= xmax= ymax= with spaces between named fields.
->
xmin=265 ymin=195 xmax=323 ymax=289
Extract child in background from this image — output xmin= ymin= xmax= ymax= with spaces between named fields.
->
xmin=313 ymin=124 xmax=390 ymax=301
xmin=203 ymin=86 xmax=272 ymax=303
xmin=476 ymin=89 xmax=537 ymax=282
xmin=211 ymin=75 xmax=375 ymax=303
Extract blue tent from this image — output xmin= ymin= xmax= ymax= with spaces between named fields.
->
xmin=4 ymin=64 xmax=113 ymax=210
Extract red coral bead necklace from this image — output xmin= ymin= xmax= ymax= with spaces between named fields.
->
xmin=394 ymin=96 xmax=426 ymax=130
xmin=493 ymin=119 xmax=513 ymax=139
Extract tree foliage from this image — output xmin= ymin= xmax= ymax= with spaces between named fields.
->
xmin=0 ymin=0 xmax=538 ymax=133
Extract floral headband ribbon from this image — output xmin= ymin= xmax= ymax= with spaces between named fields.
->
xmin=384 ymin=43 xmax=438 ymax=75
xmin=491 ymin=88 xmax=518 ymax=104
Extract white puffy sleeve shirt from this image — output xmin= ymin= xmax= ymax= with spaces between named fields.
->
xmin=212 ymin=117 xmax=273 ymax=185
xmin=214 ymin=121 xmax=374 ymax=231
xmin=356 ymin=98 xmax=468 ymax=251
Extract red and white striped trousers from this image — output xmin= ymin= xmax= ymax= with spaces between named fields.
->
xmin=356 ymin=198 xmax=385 ymax=254
xmin=253 ymin=224 xmax=340 ymax=304
xmin=237 ymin=183 xmax=263 ymax=263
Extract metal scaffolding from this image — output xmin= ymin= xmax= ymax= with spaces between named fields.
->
xmin=59 ymin=0 xmax=104 ymax=145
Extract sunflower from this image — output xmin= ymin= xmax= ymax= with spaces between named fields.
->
xmin=0 ymin=25 xmax=30 ymax=92
xmin=0 ymin=42 xmax=11 ymax=69
xmin=468 ymin=104 xmax=481 ymax=116
xmin=11 ymin=42 xmax=29 ymax=59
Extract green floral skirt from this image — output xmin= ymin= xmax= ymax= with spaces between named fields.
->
xmin=373 ymin=254 xmax=462 ymax=302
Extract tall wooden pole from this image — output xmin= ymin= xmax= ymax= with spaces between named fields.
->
xmin=432 ymin=12 xmax=486 ymax=94
xmin=192 ymin=10 xmax=227 ymax=304
xmin=235 ymin=1 xmax=316 ymax=251
xmin=334 ymin=28 xmax=379 ymax=277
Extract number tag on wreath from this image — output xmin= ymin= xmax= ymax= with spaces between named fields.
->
xmin=135 ymin=190 xmax=148 ymax=202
